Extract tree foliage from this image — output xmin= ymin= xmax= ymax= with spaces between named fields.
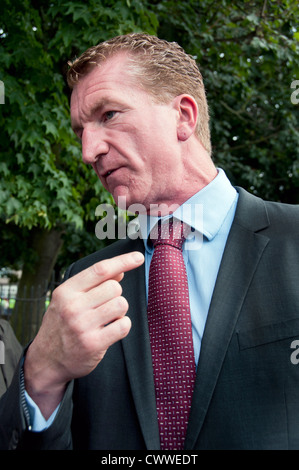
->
xmin=155 ymin=0 xmax=299 ymax=202
xmin=0 ymin=0 xmax=159 ymax=233
xmin=0 ymin=0 xmax=298 ymax=268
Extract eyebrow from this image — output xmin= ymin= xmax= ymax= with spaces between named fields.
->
xmin=71 ymin=97 xmax=124 ymax=134
xmin=71 ymin=98 xmax=107 ymax=135
xmin=89 ymin=98 xmax=110 ymax=117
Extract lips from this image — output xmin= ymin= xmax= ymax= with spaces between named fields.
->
xmin=97 ymin=166 xmax=117 ymax=179
xmin=104 ymin=168 xmax=117 ymax=178
xmin=93 ymin=161 xmax=125 ymax=186
xmin=99 ymin=166 xmax=125 ymax=181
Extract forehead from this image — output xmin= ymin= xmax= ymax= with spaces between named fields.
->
xmin=70 ymin=53 xmax=139 ymax=111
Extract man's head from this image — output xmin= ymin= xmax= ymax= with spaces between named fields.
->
xmin=67 ymin=32 xmax=211 ymax=156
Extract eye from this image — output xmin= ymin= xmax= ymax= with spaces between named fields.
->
xmin=103 ymin=110 xmax=117 ymax=122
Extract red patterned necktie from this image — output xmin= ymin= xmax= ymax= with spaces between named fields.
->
xmin=147 ymin=218 xmax=196 ymax=450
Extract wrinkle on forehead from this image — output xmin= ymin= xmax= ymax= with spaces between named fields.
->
xmin=70 ymin=54 xmax=130 ymax=126
xmin=70 ymin=54 xmax=150 ymax=135
xmin=72 ymin=52 xmax=135 ymax=96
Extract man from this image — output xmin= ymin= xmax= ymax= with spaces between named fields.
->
xmin=0 ymin=33 xmax=299 ymax=450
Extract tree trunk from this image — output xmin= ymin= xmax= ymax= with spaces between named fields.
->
xmin=12 ymin=228 xmax=63 ymax=345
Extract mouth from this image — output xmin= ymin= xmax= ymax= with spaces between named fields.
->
xmin=101 ymin=168 xmax=117 ymax=179
xmin=105 ymin=168 xmax=119 ymax=179
xmin=101 ymin=166 xmax=125 ymax=181
xmin=95 ymin=163 xmax=125 ymax=186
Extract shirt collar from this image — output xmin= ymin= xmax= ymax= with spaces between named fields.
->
xmin=134 ymin=168 xmax=237 ymax=249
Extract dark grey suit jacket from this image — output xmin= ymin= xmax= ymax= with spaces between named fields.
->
xmin=0 ymin=320 xmax=22 ymax=399
xmin=1 ymin=187 xmax=299 ymax=450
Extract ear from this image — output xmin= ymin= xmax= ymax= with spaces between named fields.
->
xmin=174 ymin=94 xmax=198 ymax=142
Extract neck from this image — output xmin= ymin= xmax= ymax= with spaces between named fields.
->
xmin=147 ymin=173 xmax=218 ymax=217
xmin=148 ymin=145 xmax=217 ymax=216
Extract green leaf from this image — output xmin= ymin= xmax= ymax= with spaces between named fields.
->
xmin=42 ymin=121 xmax=59 ymax=139
xmin=0 ymin=162 xmax=9 ymax=176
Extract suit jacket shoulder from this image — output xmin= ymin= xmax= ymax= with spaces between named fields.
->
xmin=234 ymin=187 xmax=299 ymax=238
xmin=236 ymin=185 xmax=299 ymax=214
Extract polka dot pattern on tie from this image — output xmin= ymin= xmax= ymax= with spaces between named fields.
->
xmin=147 ymin=219 xmax=196 ymax=450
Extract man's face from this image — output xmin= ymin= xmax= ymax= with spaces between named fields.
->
xmin=70 ymin=53 xmax=183 ymax=211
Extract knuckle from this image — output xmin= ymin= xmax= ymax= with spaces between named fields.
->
xmin=50 ymin=283 xmax=73 ymax=309
xmin=101 ymin=295 xmax=128 ymax=318
xmin=118 ymin=316 xmax=131 ymax=337
xmin=78 ymin=332 xmax=95 ymax=355
xmin=117 ymin=295 xmax=129 ymax=313
xmin=57 ymin=298 xmax=82 ymax=331
xmin=107 ymin=279 xmax=122 ymax=296
xmin=91 ymin=260 xmax=110 ymax=278
xmin=104 ymin=296 xmax=128 ymax=319
xmin=50 ymin=284 xmax=63 ymax=302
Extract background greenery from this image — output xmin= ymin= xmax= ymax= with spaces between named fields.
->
xmin=0 ymin=0 xmax=298 ymax=339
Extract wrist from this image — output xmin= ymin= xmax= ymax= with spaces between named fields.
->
xmin=24 ymin=343 xmax=67 ymax=420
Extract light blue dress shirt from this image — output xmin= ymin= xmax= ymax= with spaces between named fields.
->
xmin=25 ymin=168 xmax=238 ymax=431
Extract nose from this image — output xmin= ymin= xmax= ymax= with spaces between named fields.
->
xmin=81 ymin=127 xmax=109 ymax=165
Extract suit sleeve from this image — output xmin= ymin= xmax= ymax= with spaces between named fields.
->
xmin=0 ymin=348 xmax=74 ymax=450
xmin=0 ymin=319 xmax=23 ymax=397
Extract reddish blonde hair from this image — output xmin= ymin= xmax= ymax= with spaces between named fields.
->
xmin=67 ymin=33 xmax=211 ymax=155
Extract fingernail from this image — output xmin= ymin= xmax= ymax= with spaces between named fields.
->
xmin=133 ymin=252 xmax=144 ymax=263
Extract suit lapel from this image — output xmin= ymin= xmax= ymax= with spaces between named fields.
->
xmin=120 ymin=238 xmax=160 ymax=450
xmin=185 ymin=188 xmax=270 ymax=449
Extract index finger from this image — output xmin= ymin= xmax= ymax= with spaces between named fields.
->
xmin=66 ymin=251 xmax=144 ymax=292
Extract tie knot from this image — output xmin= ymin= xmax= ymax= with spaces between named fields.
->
xmin=151 ymin=219 xmax=189 ymax=250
